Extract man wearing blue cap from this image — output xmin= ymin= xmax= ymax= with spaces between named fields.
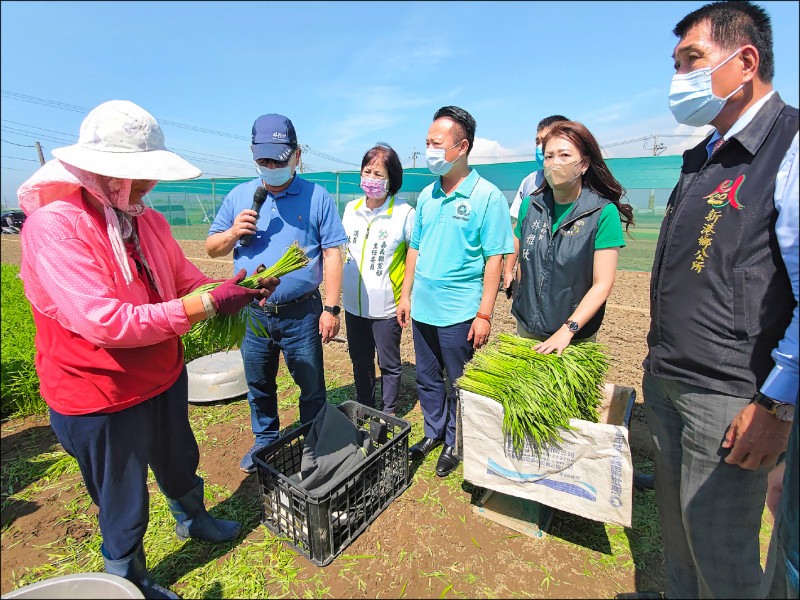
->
xmin=206 ymin=114 xmax=348 ymax=473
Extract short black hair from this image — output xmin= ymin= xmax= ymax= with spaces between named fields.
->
xmin=674 ymin=0 xmax=773 ymax=82
xmin=433 ymin=106 xmax=476 ymax=156
xmin=360 ymin=142 xmax=403 ymax=196
xmin=537 ymin=115 xmax=569 ymax=131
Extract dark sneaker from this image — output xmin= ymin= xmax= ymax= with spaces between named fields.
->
xmin=239 ymin=444 xmax=266 ymax=474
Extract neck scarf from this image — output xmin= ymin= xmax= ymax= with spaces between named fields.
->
xmin=17 ymin=159 xmax=157 ymax=289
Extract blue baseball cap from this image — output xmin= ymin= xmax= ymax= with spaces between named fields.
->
xmin=251 ymin=114 xmax=298 ymax=162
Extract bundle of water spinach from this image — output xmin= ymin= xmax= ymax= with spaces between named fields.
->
xmin=182 ymin=241 xmax=309 ymax=351
xmin=456 ymin=333 xmax=611 ymax=455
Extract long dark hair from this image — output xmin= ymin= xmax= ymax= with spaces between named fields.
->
xmin=535 ymin=120 xmax=635 ymax=232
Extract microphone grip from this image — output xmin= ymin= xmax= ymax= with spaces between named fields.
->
xmin=240 ymin=232 xmax=254 ymax=247
xmin=239 ymin=194 xmax=267 ymax=248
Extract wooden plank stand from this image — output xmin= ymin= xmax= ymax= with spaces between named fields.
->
xmin=473 ymin=489 xmax=554 ymax=539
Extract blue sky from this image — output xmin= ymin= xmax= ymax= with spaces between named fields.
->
xmin=1 ymin=0 xmax=798 ymax=207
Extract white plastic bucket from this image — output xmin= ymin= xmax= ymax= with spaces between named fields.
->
xmin=2 ymin=573 xmax=144 ymax=599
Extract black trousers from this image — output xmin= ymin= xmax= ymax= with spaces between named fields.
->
xmin=344 ymin=311 xmax=403 ymax=413
xmin=49 ymin=368 xmax=201 ymax=560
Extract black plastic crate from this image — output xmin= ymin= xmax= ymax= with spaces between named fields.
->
xmin=253 ymin=401 xmax=412 ymax=566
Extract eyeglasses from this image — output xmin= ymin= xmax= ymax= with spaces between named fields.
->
xmin=256 ymin=158 xmax=291 ymax=168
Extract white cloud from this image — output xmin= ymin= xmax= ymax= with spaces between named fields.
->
xmin=470 ymin=137 xmax=525 ymax=164
xmin=662 ymin=123 xmax=714 ymax=155
xmin=592 ymin=112 xmax=713 ymax=158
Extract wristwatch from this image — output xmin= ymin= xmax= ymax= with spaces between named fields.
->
xmin=323 ymin=305 xmax=341 ymax=316
xmin=564 ymin=320 xmax=580 ymax=333
xmin=751 ymin=391 xmax=795 ymax=422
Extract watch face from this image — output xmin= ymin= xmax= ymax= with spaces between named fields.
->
xmin=775 ymin=404 xmax=795 ymax=421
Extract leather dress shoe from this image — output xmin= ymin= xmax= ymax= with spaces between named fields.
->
xmin=409 ymin=437 xmax=442 ymax=461
xmin=435 ymin=445 xmax=460 ymax=477
xmin=633 ymin=473 xmax=655 ymax=491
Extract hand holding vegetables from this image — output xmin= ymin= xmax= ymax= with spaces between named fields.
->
xmin=208 ymin=269 xmax=278 ymax=314
xmin=181 ymin=242 xmax=310 ymax=350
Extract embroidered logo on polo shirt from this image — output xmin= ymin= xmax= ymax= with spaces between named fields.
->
xmin=703 ymin=174 xmax=746 ymax=210
xmin=453 ymin=201 xmax=472 ymax=222
xmin=378 ymin=229 xmax=388 ymax=240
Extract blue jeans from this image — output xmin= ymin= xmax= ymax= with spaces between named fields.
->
xmin=240 ymin=292 xmax=326 ymax=447
xmin=412 ymin=319 xmax=474 ymax=447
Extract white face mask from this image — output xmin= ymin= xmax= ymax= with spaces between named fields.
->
xmin=255 ymin=156 xmax=295 ymax=187
xmin=669 ymin=47 xmax=745 ymax=127
xmin=426 ymin=141 xmax=462 ymax=176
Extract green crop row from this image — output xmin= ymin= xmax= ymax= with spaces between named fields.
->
xmin=1 ymin=264 xmax=43 ymax=418
xmin=1 ymin=264 xmax=227 ymax=419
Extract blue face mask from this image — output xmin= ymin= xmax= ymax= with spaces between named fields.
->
xmin=669 ymin=47 xmax=744 ymax=127
xmin=255 ymin=162 xmax=294 ymax=187
xmin=426 ymin=141 xmax=462 ymax=176
xmin=535 ymin=145 xmax=544 ymax=162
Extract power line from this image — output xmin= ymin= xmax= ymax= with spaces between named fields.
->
xmin=2 ymin=155 xmax=40 ymax=162
xmin=1 ymin=138 xmax=36 ymax=148
xmin=300 ymin=144 xmax=360 ymax=167
xmin=600 ymin=132 xmax=708 ymax=149
xmin=2 ymin=90 xmax=359 ymax=168
xmin=0 ymin=128 xmax=69 ymax=147
xmin=0 ymin=118 xmax=254 ymax=170
xmin=1 ymin=119 xmax=74 ymax=137
xmin=1 ymin=90 xmax=251 ymax=141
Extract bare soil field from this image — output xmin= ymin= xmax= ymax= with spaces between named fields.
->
xmin=1 ymin=235 xmax=700 ymax=598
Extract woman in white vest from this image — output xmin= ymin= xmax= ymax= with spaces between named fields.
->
xmin=341 ymin=143 xmax=415 ymax=415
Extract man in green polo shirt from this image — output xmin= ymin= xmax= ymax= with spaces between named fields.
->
xmin=396 ymin=106 xmax=514 ymax=477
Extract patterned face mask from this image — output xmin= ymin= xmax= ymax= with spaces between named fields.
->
xmin=360 ymin=177 xmax=389 ymax=199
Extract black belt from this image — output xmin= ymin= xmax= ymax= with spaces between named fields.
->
xmin=252 ymin=290 xmax=317 ymax=314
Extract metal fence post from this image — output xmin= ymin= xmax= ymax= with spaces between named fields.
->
xmin=335 ymin=171 xmax=340 ymax=213
xmin=211 ymin=179 xmax=216 ymax=220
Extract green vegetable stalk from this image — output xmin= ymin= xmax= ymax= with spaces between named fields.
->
xmin=182 ymin=242 xmax=310 ymax=351
xmin=456 ymin=333 xmax=611 ymax=457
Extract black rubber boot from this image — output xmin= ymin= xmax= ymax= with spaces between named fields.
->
xmin=163 ymin=479 xmax=241 ymax=543
xmin=101 ymin=541 xmax=180 ymax=599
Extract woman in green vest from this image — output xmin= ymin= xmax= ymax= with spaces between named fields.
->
xmin=511 ymin=120 xmax=634 ymax=355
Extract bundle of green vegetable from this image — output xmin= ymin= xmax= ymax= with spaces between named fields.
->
xmin=182 ymin=242 xmax=309 ymax=351
xmin=456 ymin=333 xmax=611 ymax=455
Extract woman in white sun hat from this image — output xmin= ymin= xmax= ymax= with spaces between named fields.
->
xmin=17 ymin=100 xmax=279 ymax=599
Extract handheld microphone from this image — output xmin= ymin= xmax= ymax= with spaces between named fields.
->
xmin=239 ymin=186 xmax=268 ymax=247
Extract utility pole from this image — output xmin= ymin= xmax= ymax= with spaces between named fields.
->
xmin=410 ymin=147 xmax=421 ymax=168
xmin=648 ymin=135 xmax=665 ymax=212
xmin=652 ymin=135 xmax=666 ymax=156
xmin=35 ymin=141 xmax=46 ymax=166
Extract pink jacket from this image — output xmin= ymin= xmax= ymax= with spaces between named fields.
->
xmin=20 ymin=190 xmax=209 ymax=347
